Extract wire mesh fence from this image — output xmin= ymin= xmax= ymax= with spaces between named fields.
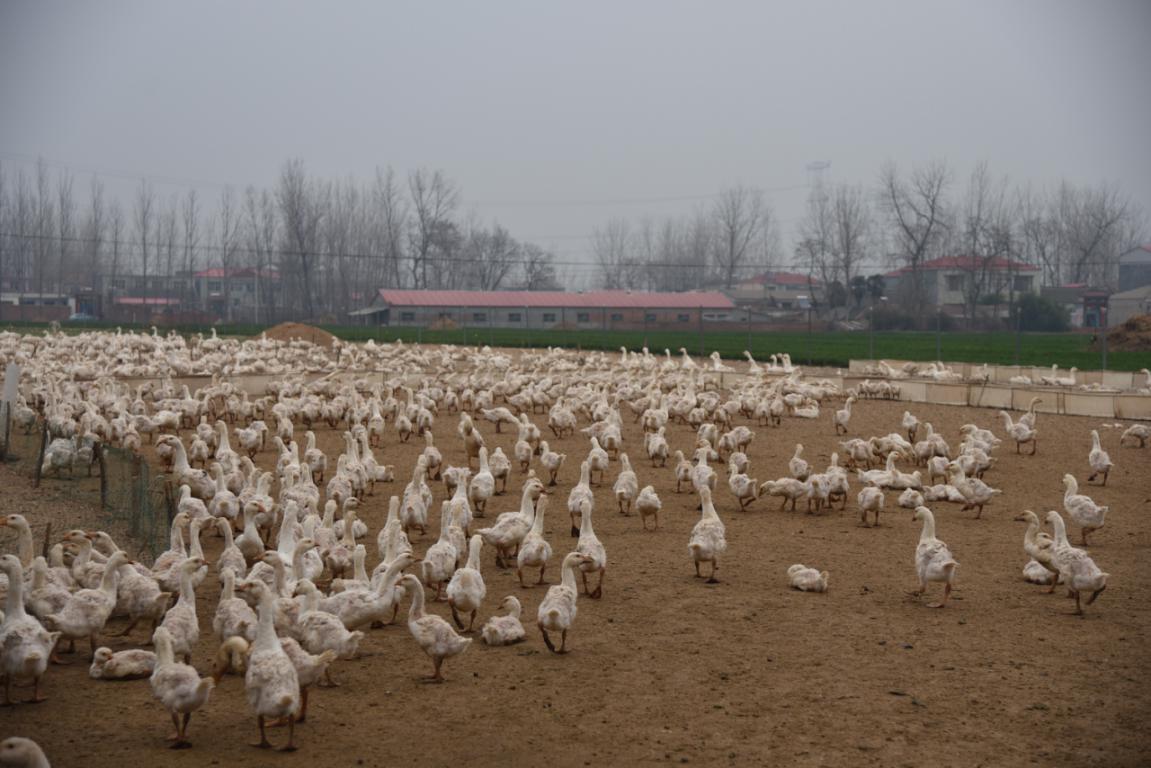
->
xmin=0 ymin=407 xmax=171 ymax=561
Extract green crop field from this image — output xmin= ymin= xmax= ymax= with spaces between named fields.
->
xmin=355 ymin=326 xmax=1143 ymax=371
xmin=8 ymin=319 xmax=1141 ymax=371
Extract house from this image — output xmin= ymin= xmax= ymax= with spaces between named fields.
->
xmin=1118 ymin=244 xmax=1151 ymax=292
xmin=100 ymin=268 xmax=281 ymax=322
xmin=884 ymin=255 xmax=1039 ymax=315
xmin=1107 ymin=284 xmax=1151 ymax=327
xmin=190 ymin=267 xmax=280 ymax=320
xmin=728 ymin=272 xmax=823 ymax=310
xmin=1041 ymin=284 xmax=1114 ymax=328
xmin=351 ymin=290 xmax=738 ymax=329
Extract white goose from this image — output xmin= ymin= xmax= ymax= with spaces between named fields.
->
xmin=575 ymin=498 xmax=607 ymax=599
xmin=0 ymin=555 xmax=60 ymax=704
xmin=688 ymin=486 xmax=726 ymax=583
xmin=910 ymin=507 xmax=958 ymax=608
xmin=516 ymin=495 xmax=553 ymax=588
xmin=421 ymin=502 xmax=459 ymax=601
xmin=446 ymin=535 xmax=487 ymax=632
xmin=1086 ymin=430 xmax=1113 ymax=486
xmin=1046 ymin=510 xmax=1108 ymax=615
xmin=244 ymin=581 xmax=301 ymax=751
xmin=1062 ymin=474 xmax=1107 ymax=546
xmin=45 ymin=550 xmax=130 ymax=660
xmin=566 ymin=460 xmax=594 ymax=537
xmin=999 ymin=410 xmax=1037 ymax=454
xmin=481 ymin=596 xmax=526 ymax=646
xmin=469 ymin=447 xmax=495 ymax=516
xmin=536 ymin=551 xmax=595 ymax=654
xmin=401 ymin=573 xmax=471 ymax=682
xmin=149 ymin=626 xmax=214 ymax=749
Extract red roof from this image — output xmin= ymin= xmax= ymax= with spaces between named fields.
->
xmin=115 ymin=297 xmax=181 ymax=306
xmin=885 ymin=255 xmax=1039 ymax=277
xmin=744 ymin=271 xmax=821 ymax=286
xmin=194 ymin=267 xmax=279 ymax=279
xmin=376 ymin=290 xmax=735 ymax=310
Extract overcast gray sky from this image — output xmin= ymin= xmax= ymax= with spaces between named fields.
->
xmin=2 ymin=0 xmax=1149 ymax=277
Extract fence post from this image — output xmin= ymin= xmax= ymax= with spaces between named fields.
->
xmin=32 ymin=424 xmax=49 ymax=488
xmin=698 ymin=306 xmax=704 ymax=358
xmin=98 ymin=444 xmax=109 ymax=508
xmin=130 ymin=454 xmax=143 ymax=537
xmin=0 ymin=402 xmax=8 ymax=463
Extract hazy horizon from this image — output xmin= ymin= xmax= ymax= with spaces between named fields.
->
xmin=2 ymin=0 xmax=1149 ymax=285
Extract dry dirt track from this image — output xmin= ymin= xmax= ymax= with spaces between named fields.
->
xmin=2 ymin=397 xmax=1150 ymax=768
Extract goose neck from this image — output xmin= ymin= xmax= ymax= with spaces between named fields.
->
xmin=561 ymin=556 xmax=581 ymax=591
xmin=918 ymin=512 xmax=937 ymax=542
xmin=405 ymin=576 xmax=426 ymax=620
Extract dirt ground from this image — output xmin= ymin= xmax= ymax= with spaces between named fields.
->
xmin=2 ymin=396 xmax=1149 ymax=767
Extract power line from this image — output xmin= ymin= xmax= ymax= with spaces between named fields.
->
xmin=468 ymin=184 xmax=812 ymax=208
xmin=0 ymin=230 xmax=832 ymax=274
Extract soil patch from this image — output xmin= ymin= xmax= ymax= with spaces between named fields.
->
xmin=258 ymin=322 xmax=338 ymax=349
xmin=1099 ymin=313 xmax=1151 ymax=352
xmin=4 ymin=399 xmax=1150 ymax=767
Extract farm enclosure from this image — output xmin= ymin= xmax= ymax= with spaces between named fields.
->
xmin=0 ymin=338 xmax=1149 ymax=767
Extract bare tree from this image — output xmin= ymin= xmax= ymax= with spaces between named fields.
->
xmin=519 ymin=243 xmax=560 ymax=290
xmin=134 ymin=180 xmax=155 ymax=298
xmin=830 ymin=184 xmax=872 ymax=287
xmin=244 ymin=187 xmax=278 ymax=322
xmin=34 ymin=158 xmax=54 ymax=298
xmin=0 ymin=163 xmax=6 ymax=315
xmin=161 ymin=197 xmax=179 ymax=297
xmin=11 ymin=170 xmax=33 ymax=295
xmin=324 ymin=178 xmax=358 ymax=314
xmin=84 ymin=177 xmax=106 ymax=294
xmin=681 ymin=211 xmax=714 ymax=291
xmin=1061 ymin=181 xmax=1139 ymax=286
xmin=953 ymin=163 xmax=1015 ymax=324
xmin=1018 ymin=183 xmax=1063 ymax=287
xmin=216 ymin=186 xmax=240 ymax=321
xmin=276 ymin=159 xmax=324 ymax=318
xmin=795 ymin=187 xmax=835 ymax=292
xmin=592 ymin=218 xmax=639 ymax=289
xmin=712 ymin=184 xmax=769 ymax=290
xmin=107 ymin=200 xmax=124 ymax=310
xmin=55 ymin=171 xmax=75 ymax=294
xmin=407 ymin=168 xmax=459 ymax=289
xmin=181 ymin=189 xmax=200 ymax=305
xmin=371 ymin=166 xmax=406 ymax=289
xmin=464 ymin=222 xmax=519 ymax=291
xmin=879 ymin=160 xmax=950 ymax=318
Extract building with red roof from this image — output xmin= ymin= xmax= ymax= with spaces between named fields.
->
xmin=882 ymin=255 xmax=1039 ymax=316
xmin=353 ymin=289 xmax=738 ymax=329
xmin=728 ymin=271 xmax=823 ymax=310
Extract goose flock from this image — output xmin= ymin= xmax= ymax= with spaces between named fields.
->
xmin=0 ymin=329 xmax=1145 ymax=763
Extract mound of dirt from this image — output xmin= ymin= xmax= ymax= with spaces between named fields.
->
xmin=1103 ymin=314 xmax=1151 ymax=351
xmin=260 ymin=322 xmax=338 ymax=349
xmin=428 ymin=317 xmax=458 ymax=330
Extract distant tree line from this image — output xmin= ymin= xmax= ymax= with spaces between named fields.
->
xmin=0 ymin=156 xmax=1144 ymax=325
xmin=591 ymin=160 xmax=1146 ymax=325
xmin=0 ymin=158 xmax=564 ymax=321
